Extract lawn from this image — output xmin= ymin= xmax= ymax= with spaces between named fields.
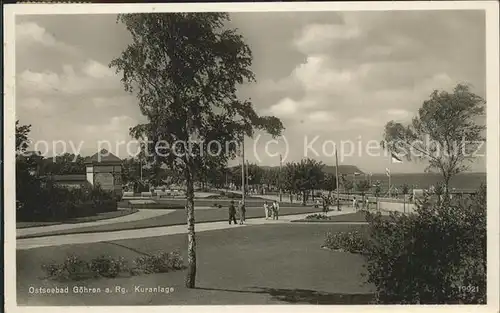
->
xmin=19 ymin=206 xmax=325 ymax=239
xmin=17 ymin=223 xmax=375 ymax=305
xmin=16 ymin=209 xmax=139 ymax=229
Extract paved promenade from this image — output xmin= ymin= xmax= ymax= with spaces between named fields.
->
xmin=17 ymin=207 xmax=357 ymax=250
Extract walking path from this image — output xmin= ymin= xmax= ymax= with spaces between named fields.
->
xmin=16 ymin=209 xmax=175 ymax=238
xmin=17 ymin=207 xmax=357 ymax=250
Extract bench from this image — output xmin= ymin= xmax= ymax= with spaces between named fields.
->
xmin=141 ymin=192 xmax=153 ymax=198
xmin=122 ymin=192 xmax=134 ymax=199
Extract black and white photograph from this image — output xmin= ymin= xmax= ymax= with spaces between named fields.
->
xmin=3 ymin=2 xmax=499 ymax=309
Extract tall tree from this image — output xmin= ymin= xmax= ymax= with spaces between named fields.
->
xmin=262 ymin=167 xmax=279 ymax=190
xmin=401 ymin=183 xmax=410 ymax=213
xmin=322 ymin=173 xmax=337 ymax=197
xmin=343 ymin=178 xmax=354 ymax=197
xmin=356 ymin=179 xmax=371 ymax=208
xmin=374 ymin=181 xmax=382 ymax=211
xmin=110 ymin=13 xmax=283 ymax=288
xmin=382 ymin=84 xmax=485 ymax=199
xmin=292 ymin=159 xmax=324 ymax=205
xmin=282 ymin=162 xmax=298 ymax=202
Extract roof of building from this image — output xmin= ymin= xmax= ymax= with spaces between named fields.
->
xmin=85 ymin=149 xmax=123 ymax=164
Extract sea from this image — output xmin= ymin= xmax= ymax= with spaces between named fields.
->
xmin=359 ymin=172 xmax=486 ymax=191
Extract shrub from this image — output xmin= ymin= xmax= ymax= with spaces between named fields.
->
xmin=133 ymin=251 xmax=185 ymax=274
xmin=306 ymin=213 xmax=330 ymax=220
xmin=323 ymin=230 xmax=367 ymax=254
xmin=89 ymin=255 xmax=127 ymax=278
xmin=42 ymin=255 xmax=94 ymax=281
xmin=41 ymin=250 xmax=183 ymax=281
xmin=362 ymin=184 xmax=486 ymax=304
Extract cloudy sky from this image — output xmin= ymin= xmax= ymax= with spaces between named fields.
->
xmin=15 ymin=10 xmax=486 ymax=173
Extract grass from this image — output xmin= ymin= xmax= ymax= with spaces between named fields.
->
xmin=16 ymin=209 xmax=139 ymax=229
xmin=17 ymin=223 xmax=374 ymax=305
xmin=18 ymin=206 xmax=325 ymax=239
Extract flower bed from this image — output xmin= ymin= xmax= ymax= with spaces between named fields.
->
xmin=41 ymin=250 xmax=185 ymax=281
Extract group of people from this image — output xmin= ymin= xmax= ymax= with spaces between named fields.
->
xmin=228 ymin=200 xmax=281 ymax=225
xmin=228 ymin=200 xmax=246 ymax=225
xmin=263 ymin=200 xmax=280 ymax=220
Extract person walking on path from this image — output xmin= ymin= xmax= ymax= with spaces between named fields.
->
xmin=238 ymin=201 xmax=246 ymax=225
xmin=228 ymin=200 xmax=237 ymax=225
xmin=272 ymin=200 xmax=280 ymax=220
xmin=264 ymin=201 xmax=270 ymax=219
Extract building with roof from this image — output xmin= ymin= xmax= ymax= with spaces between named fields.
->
xmin=85 ymin=149 xmax=123 ymax=196
xmin=47 ymin=149 xmax=123 ymax=196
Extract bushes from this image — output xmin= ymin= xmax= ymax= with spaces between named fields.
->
xmin=17 ymin=175 xmax=117 ymax=222
xmin=362 ymin=184 xmax=486 ymax=304
xmin=133 ymin=251 xmax=185 ymax=274
xmin=306 ymin=213 xmax=330 ymax=220
xmin=323 ymin=230 xmax=367 ymax=254
xmin=42 ymin=255 xmax=97 ymax=281
xmin=89 ymin=256 xmax=127 ymax=278
xmin=42 ymin=251 xmax=184 ymax=281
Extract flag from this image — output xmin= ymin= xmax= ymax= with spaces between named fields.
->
xmin=386 ymin=168 xmax=390 ymax=177
xmin=391 ymin=152 xmax=403 ymax=164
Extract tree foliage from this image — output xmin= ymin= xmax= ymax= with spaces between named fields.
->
xmin=322 ymin=173 xmax=337 ymax=195
xmin=16 ymin=120 xmax=31 ymax=154
xmin=382 ymin=84 xmax=485 ymax=195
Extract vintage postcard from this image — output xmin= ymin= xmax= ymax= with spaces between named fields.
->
xmin=3 ymin=1 xmax=499 ymax=312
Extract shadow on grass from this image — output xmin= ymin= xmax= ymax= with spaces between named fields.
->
xmin=195 ymin=286 xmax=375 ymax=304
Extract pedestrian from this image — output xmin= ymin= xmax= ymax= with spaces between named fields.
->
xmin=228 ymin=200 xmax=237 ymax=225
xmin=352 ymin=197 xmax=356 ymax=208
xmin=264 ymin=201 xmax=270 ymax=219
xmin=273 ymin=200 xmax=280 ymax=220
xmin=322 ymin=196 xmax=329 ymax=213
xmin=238 ymin=200 xmax=246 ymax=225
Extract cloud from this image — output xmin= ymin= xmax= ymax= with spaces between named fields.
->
xmin=293 ymin=23 xmax=360 ymax=54
xmin=18 ymin=60 xmax=121 ymax=96
xmin=92 ymin=96 xmax=130 ymax=108
xmin=85 ymin=115 xmax=136 ymax=133
xmin=262 ymin=11 xmax=482 ymax=138
xmin=16 ymin=22 xmax=79 ymax=56
xmin=308 ymin=110 xmax=336 ymax=123
xmin=387 ymin=109 xmax=410 ymax=119
xmin=268 ymin=98 xmax=299 ymax=116
xmin=17 ymin=97 xmax=53 ymax=112
xmin=83 ymin=60 xmax=115 ymax=78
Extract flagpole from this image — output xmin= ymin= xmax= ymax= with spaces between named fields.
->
xmin=246 ymin=160 xmax=249 ymax=194
xmin=335 ymin=148 xmax=340 ymax=211
xmin=279 ymin=154 xmax=283 ymax=203
xmin=241 ymin=135 xmax=245 ymax=205
xmin=389 ymin=169 xmax=392 ymax=198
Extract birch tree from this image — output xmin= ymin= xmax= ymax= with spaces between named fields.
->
xmin=110 ymin=13 xmax=283 ymax=288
